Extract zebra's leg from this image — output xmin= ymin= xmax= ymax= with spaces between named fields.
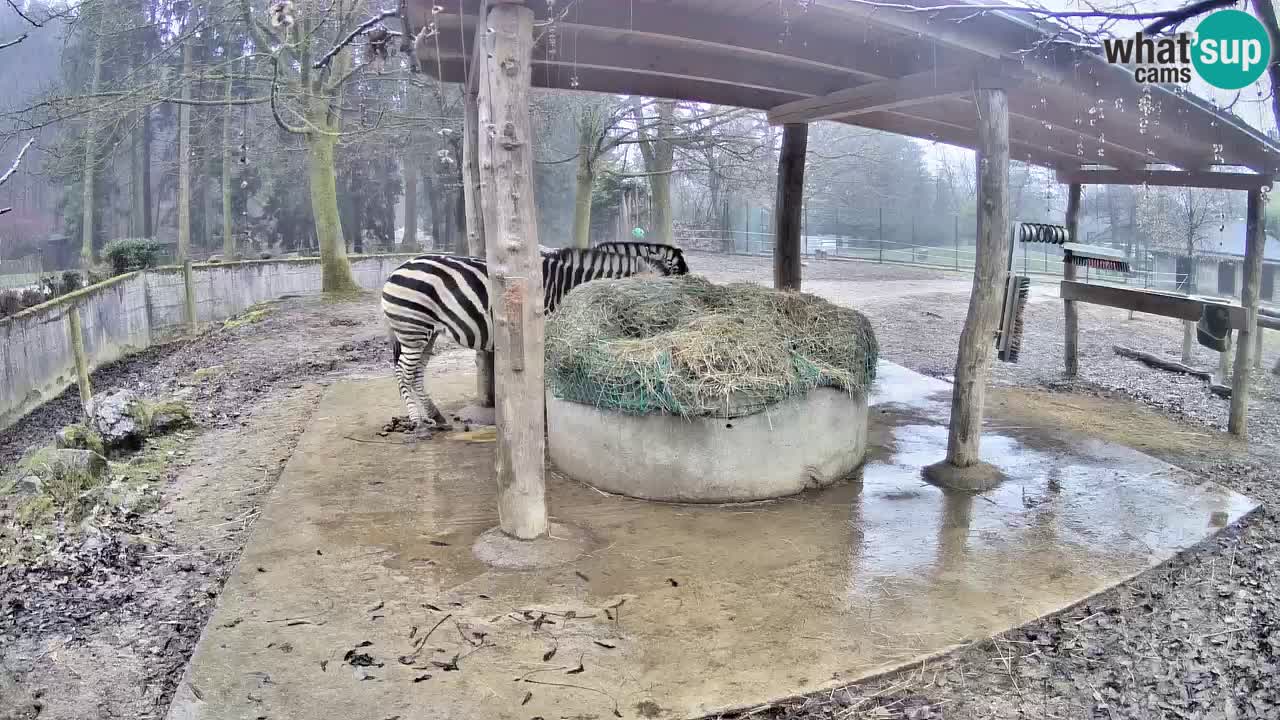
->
xmin=395 ymin=335 xmax=430 ymax=428
xmin=412 ymin=330 xmax=453 ymax=430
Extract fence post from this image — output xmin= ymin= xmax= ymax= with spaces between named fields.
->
xmin=954 ymin=214 xmax=959 ymax=270
xmin=803 ymin=201 xmax=809 ymax=257
xmin=66 ymin=303 xmax=93 ymax=417
xmin=878 ymin=207 xmax=884 ymax=264
xmin=182 ymin=259 xmax=197 ymax=334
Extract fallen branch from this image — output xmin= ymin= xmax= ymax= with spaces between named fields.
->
xmin=1113 ymin=345 xmax=1211 ymax=380
xmin=1114 ymin=345 xmax=1232 ymax=399
xmin=0 ymin=138 xmax=34 ymax=187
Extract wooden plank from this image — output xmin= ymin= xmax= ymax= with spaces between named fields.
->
xmin=1063 ymin=183 xmax=1082 ymax=378
xmin=1229 ymin=188 xmax=1265 ymax=436
xmin=945 ymin=86 xmax=1009 ymax=468
xmin=462 ymin=59 xmax=494 ymax=408
xmin=477 ymin=1 xmax=546 ymax=540
xmin=773 ymin=123 xmax=807 ymax=291
xmin=1056 ymin=168 xmax=1274 ymax=192
xmin=1059 ymin=280 xmax=1248 ymax=328
xmin=767 ymin=67 xmax=991 ymax=125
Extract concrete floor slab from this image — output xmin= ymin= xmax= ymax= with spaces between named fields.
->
xmin=167 ymin=363 xmax=1256 ymax=720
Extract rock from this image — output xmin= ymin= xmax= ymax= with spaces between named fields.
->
xmin=147 ymin=400 xmax=193 ymax=434
xmin=55 ymin=422 xmax=107 ymax=456
xmin=19 ymin=447 xmax=110 ymax=498
xmin=14 ymin=475 xmax=43 ymax=496
xmin=89 ymin=389 xmax=144 ymax=453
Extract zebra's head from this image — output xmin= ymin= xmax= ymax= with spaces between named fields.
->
xmin=593 ymin=241 xmax=689 ymax=277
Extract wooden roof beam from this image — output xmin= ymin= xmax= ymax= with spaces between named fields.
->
xmin=766 ymin=65 xmax=1017 ymax=126
xmin=851 ymin=110 xmax=1080 ymax=170
xmin=431 ymin=16 xmax=854 ymax=99
xmin=1056 ymin=168 xmax=1274 ymax=191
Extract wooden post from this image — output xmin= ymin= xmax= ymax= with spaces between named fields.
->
xmin=1063 ymin=183 xmax=1082 ymax=378
xmin=941 ymin=86 xmax=1010 ymax=469
xmin=478 ymin=2 xmax=547 ymax=540
xmin=1254 ymin=324 xmax=1263 ymax=370
xmin=182 ymin=259 xmax=197 ymax=334
xmin=463 ymin=69 xmax=496 ymax=408
xmin=1218 ymin=331 xmax=1232 ymax=382
xmin=66 ymin=303 xmax=93 ymax=416
xmin=773 ymin=123 xmax=807 ymax=291
xmin=1229 ymin=188 xmax=1265 ymax=436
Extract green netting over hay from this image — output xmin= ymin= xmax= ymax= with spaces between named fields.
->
xmin=545 ymin=275 xmax=879 ymax=418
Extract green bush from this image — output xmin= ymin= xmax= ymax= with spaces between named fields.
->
xmin=103 ymin=238 xmax=162 ymax=275
xmin=60 ymin=270 xmax=83 ymax=294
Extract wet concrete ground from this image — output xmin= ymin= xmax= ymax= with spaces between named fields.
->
xmin=165 ymin=362 xmax=1256 ymax=720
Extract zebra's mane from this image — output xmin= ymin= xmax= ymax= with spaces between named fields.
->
xmin=545 ymin=246 xmax=665 ymax=273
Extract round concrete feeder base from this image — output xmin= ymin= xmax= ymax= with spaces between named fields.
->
xmin=546 ymin=387 xmax=869 ymax=503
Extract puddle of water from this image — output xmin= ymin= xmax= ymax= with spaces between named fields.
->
xmin=868 ymin=360 xmax=952 ymax=413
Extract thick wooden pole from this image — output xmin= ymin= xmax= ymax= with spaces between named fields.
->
xmin=463 ymin=70 xmax=495 ymax=408
xmin=1063 ymin=183 xmax=1082 ymax=378
xmin=773 ymin=123 xmax=807 ymax=291
xmin=67 ymin=304 xmax=93 ymax=417
xmin=478 ymin=2 xmax=547 ymax=540
xmin=944 ymin=87 xmax=1009 ymax=468
xmin=1229 ymin=188 xmax=1265 ymax=436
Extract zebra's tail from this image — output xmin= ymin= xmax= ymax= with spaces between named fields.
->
xmin=389 ymin=331 xmax=401 ymax=368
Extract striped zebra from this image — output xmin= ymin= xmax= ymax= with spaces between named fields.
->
xmin=539 ymin=242 xmax=689 ymax=278
xmin=381 ymin=245 xmax=689 ymax=430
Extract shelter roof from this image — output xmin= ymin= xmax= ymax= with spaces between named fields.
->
xmin=407 ymin=0 xmax=1280 ymax=181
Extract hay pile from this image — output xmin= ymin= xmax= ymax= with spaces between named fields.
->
xmin=545 ymin=275 xmax=878 ymax=418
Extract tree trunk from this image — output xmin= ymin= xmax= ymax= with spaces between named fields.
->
xmin=307 ymin=125 xmax=359 ymax=292
xmin=401 ymin=156 xmax=418 ymax=251
xmin=478 ymin=2 xmax=546 ymax=540
xmin=632 ymin=98 xmax=676 ymax=243
xmin=455 ymin=186 xmax=468 ymax=254
xmin=571 ymin=122 xmax=594 ymax=248
xmin=350 ymin=181 xmax=365 ymax=254
xmin=130 ymin=117 xmax=145 ymax=238
xmin=943 ymin=87 xmax=1010 ymax=469
xmin=1182 ymin=320 xmax=1195 ymax=364
xmin=222 ymin=74 xmax=235 ymax=259
xmin=142 ymin=109 xmax=154 ymax=238
xmin=176 ymin=41 xmax=193 ymax=261
xmin=462 ymin=87 xmax=495 ymax=407
xmin=80 ymin=19 xmax=104 ymax=266
xmin=1255 ymin=0 xmax=1280 ymax=128
xmin=423 ymin=163 xmax=441 ymax=250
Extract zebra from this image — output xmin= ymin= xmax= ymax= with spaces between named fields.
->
xmin=380 ymin=244 xmax=689 ymax=431
xmin=538 ymin=241 xmax=689 ymax=277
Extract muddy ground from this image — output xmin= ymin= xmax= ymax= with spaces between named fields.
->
xmin=2 ymin=253 xmax=1278 ymax=719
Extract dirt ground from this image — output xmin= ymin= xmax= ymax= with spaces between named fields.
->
xmin=2 ymin=253 xmax=1278 ymax=719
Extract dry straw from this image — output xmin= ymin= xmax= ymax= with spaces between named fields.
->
xmin=545 ymin=275 xmax=878 ymax=418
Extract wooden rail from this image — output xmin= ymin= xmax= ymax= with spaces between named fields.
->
xmin=1059 ymin=280 xmax=1247 ymax=329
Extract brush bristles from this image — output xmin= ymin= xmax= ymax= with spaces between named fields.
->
xmin=997 ymin=276 xmax=1030 ymax=363
xmin=1065 ymin=254 xmax=1131 ymax=273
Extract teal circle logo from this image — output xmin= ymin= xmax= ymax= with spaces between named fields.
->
xmin=1192 ymin=10 xmax=1272 ymax=90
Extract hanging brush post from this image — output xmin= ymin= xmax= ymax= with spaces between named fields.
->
xmin=995 ymin=221 xmax=1060 ymax=364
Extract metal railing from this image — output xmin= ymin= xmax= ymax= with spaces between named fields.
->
xmin=0 ymin=255 xmax=43 ymax=290
xmin=675 ymin=227 xmax=1199 ymax=294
